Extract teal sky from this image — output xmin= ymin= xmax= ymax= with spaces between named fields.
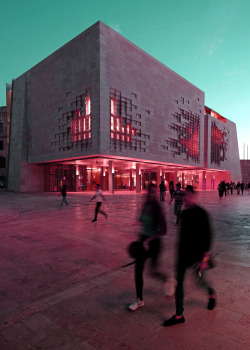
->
xmin=1 ymin=0 xmax=249 ymax=158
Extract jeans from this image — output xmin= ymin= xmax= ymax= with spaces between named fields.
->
xmin=174 ymin=203 xmax=182 ymax=224
xmin=60 ymin=196 xmax=68 ymax=206
xmin=94 ymin=202 xmax=106 ymax=220
xmin=175 ymin=264 xmax=215 ymax=316
xmin=135 ymin=238 xmax=161 ymax=299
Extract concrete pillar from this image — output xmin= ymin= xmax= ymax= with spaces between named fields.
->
xmin=136 ymin=164 xmax=141 ymax=193
xmin=182 ymin=172 xmax=185 ymax=189
xmin=157 ymin=169 xmax=161 ymax=192
xmin=75 ymin=165 xmax=80 ymax=192
xmin=130 ymin=169 xmax=133 ymax=191
xmin=100 ymin=166 xmax=104 ymax=190
xmin=202 ymin=171 xmax=206 ymax=190
xmin=109 ymin=160 xmax=114 ymax=194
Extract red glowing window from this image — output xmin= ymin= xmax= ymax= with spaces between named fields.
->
xmin=117 ymin=118 xmax=120 ymax=132
xmin=111 ymin=98 xmax=116 ymax=115
xmin=71 ymin=97 xmax=91 ymax=142
xmin=85 ymin=97 xmax=91 ymax=115
xmin=110 ymin=95 xmax=137 ymax=144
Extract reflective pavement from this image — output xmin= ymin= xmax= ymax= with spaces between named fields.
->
xmin=0 ymin=190 xmax=249 ymax=349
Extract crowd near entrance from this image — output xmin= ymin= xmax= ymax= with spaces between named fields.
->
xmin=43 ymin=158 xmax=232 ymax=193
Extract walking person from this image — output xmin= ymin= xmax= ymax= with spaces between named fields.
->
xmin=59 ymin=185 xmax=69 ymax=206
xmin=128 ymin=184 xmax=167 ymax=311
xmin=169 ymin=183 xmax=184 ymax=226
xmin=163 ymin=185 xmax=216 ymax=327
xmin=90 ymin=184 xmax=107 ymax=222
xmin=221 ymin=180 xmax=226 ymax=196
xmin=159 ymin=180 xmax=166 ymax=201
xmin=218 ymin=181 xmax=223 ymax=197
xmin=236 ymin=181 xmax=241 ymax=194
xmin=169 ymin=181 xmax=174 ymax=200
xmin=240 ymin=181 xmax=245 ymax=194
xmin=229 ymin=181 xmax=234 ymax=194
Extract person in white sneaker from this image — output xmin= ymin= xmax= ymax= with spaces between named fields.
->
xmin=90 ymin=184 xmax=107 ymax=222
xmin=128 ymin=184 xmax=167 ymax=311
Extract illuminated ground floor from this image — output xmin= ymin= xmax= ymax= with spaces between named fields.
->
xmin=42 ymin=156 xmax=231 ymax=192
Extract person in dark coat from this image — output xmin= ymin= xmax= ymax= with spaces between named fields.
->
xmin=59 ymin=185 xmax=69 ymax=206
xmin=169 ymin=181 xmax=174 ymax=199
xmin=163 ymin=185 xmax=216 ymax=327
xmin=128 ymin=184 xmax=167 ymax=311
xmin=240 ymin=181 xmax=245 ymax=194
xmin=159 ymin=180 xmax=166 ymax=201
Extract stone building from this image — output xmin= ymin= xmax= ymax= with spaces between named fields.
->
xmin=7 ymin=21 xmax=241 ymax=192
xmin=0 ymin=85 xmax=11 ymax=188
xmin=240 ymin=160 xmax=250 ymax=184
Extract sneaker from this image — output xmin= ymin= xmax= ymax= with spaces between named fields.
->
xmin=208 ymin=297 xmax=216 ymax=310
xmin=128 ymin=298 xmax=144 ymax=311
xmin=163 ymin=315 xmax=185 ymax=327
xmin=92 ymin=219 xmax=97 ymax=222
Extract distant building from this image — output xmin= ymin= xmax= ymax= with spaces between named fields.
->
xmin=240 ymin=160 xmax=250 ymax=184
xmin=0 ymin=85 xmax=11 ymax=188
xmin=7 ymin=21 xmax=242 ymax=192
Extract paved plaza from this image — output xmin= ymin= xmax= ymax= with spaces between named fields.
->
xmin=0 ymin=190 xmax=250 ymax=349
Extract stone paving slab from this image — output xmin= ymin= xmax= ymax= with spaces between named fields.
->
xmin=0 ymin=190 xmax=250 ymax=349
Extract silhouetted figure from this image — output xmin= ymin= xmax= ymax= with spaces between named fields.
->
xmin=159 ymin=181 xmax=166 ymax=201
xmin=236 ymin=181 xmax=241 ymax=194
xmin=169 ymin=181 xmax=174 ymax=199
xmin=229 ymin=181 xmax=234 ymax=194
xmin=169 ymin=183 xmax=184 ymax=225
xmin=240 ymin=181 xmax=245 ymax=194
xmin=90 ymin=184 xmax=107 ymax=222
xmin=59 ymin=185 xmax=69 ymax=206
xmin=221 ymin=180 xmax=226 ymax=196
xmin=163 ymin=185 xmax=216 ymax=327
xmin=128 ymin=184 xmax=167 ymax=311
xmin=218 ymin=181 xmax=223 ymax=197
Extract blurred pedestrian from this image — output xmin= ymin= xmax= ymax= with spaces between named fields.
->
xmin=229 ymin=181 xmax=234 ymax=194
xmin=59 ymin=185 xmax=69 ymax=206
xmin=240 ymin=181 xmax=245 ymax=194
xmin=169 ymin=181 xmax=174 ymax=200
xmin=169 ymin=183 xmax=184 ymax=225
xmin=163 ymin=185 xmax=216 ymax=327
xmin=159 ymin=180 xmax=166 ymax=201
xmin=236 ymin=181 xmax=241 ymax=194
xmin=90 ymin=184 xmax=107 ymax=222
xmin=128 ymin=184 xmax=167 ymax=311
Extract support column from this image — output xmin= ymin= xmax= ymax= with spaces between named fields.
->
xmin=109 ymin=160 xmax=114 ymax=194
xmin=157 ymin=169 xmax=161 ymax=192
xmin=75 ymin=165 xmax=80 ymax=192
xmin=100 ymin=166 xmax=104 ymax=190
xmin=136 ymin=164 xmax=141 ymax=193
xmin=202 ymin=171 xmax=206 ymax=190
xmin=130 ymin=169 xmax=133 ymax=191
xmin=182 ymin=172 xmax=185 ymax=189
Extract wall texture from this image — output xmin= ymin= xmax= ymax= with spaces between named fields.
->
xmin=99 ymin=22 xmax=205 ymax=167
xmin=8 ymin=22 xmax=101 ymax=191
xmin=205 ymin=114 xmax=241 ymax=182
